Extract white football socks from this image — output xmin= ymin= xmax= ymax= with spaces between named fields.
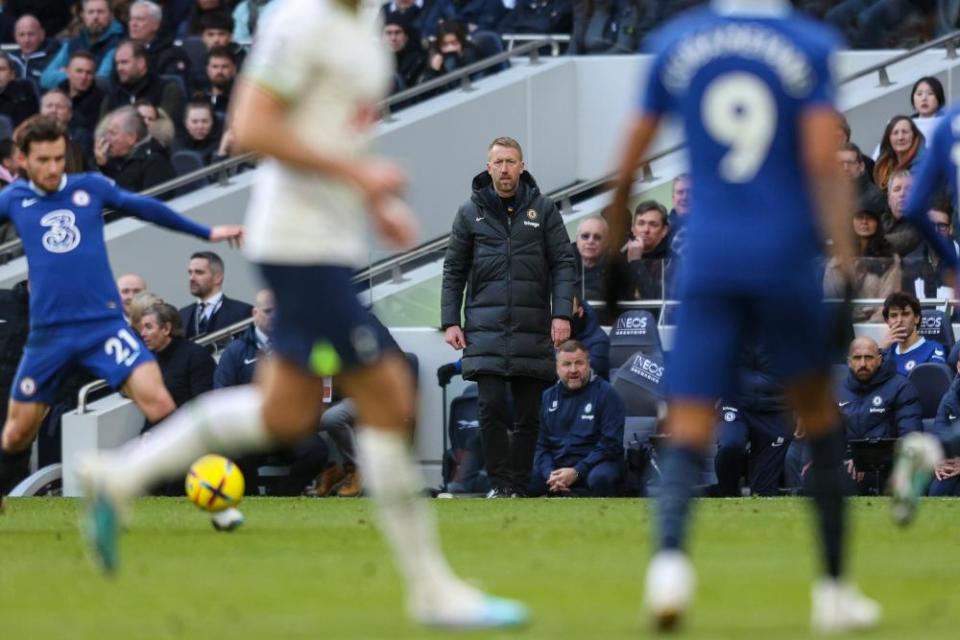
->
xmin=357 ymin=428 xmax=479 ymax=612
xmin=107 ymin=385 xmax=272 ymax=497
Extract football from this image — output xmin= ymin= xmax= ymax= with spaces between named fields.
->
xmin=185 ymin=455 xmax=245 ymax=512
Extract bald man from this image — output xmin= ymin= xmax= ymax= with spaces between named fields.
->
xmin=9 ymin=14 xmax=58 ymax=86
xmin=117 ymin=273 xmax=147 ymax=318
xmin=574 ymin=216 xmax=609 ymax=301
xmin=835 ymin=336 xmax=921 ymax=493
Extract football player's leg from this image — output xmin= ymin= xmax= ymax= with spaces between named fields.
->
xmin=121 ymin=361 xmax=175 ymax=424
xmin=0 ymin=399 xmax=49 ymax=495
xmin=645 ymin=294 xmax=742 ymax=629
xmin=341 ymin=354 xmax=528 ymax=629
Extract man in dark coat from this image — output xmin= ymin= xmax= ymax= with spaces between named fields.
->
xmin=0 ymin=51 xmax=38 ymax=128
xmin=100 ymin=40 xmax=184 ymax=122
xmin=96 ymin=105 xmax=175 ymax=193
xmin=178 ymin=251 xmax=253 ymax=339
xmin=441 ymin=136 xmax=576 ymax=497
xmin=382 ymin=16 xmax=425 ymax=91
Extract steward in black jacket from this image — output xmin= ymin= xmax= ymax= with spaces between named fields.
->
xmin=441 ymin=170 xmax=576 ymax=381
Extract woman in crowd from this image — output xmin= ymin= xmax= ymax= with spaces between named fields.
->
xmin=824 ymin=201 xmax=901 ymax=322
xmin=172 ymin=101 xmax=222 ymax=163
xmin=873 ymin=115 xmax=924 ymax=191
xmin=910 ymin=76 xmax=945 ymax=146
xmin=419 ymin=21 xmax=480 ymax=85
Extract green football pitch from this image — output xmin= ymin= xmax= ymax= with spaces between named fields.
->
xmin=1 ymin=497 xmax=957 ymax=639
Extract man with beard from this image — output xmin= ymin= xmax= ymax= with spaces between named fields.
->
xmin=100 ymin=40 xmax=184 ymax=123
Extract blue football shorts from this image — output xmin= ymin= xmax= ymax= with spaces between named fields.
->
xmin=668 ymin=286 xmax=830 ymax=401
xmin=12 ymin=317 xmax=154 ymax=404
xmin=257 ymin=263 xmax=390 ymax=377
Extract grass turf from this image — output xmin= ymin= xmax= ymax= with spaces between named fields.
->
xmin=1 ymin=497 xmax=958 ymax=639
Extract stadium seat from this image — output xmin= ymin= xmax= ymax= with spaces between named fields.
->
xmin=919 ymin=308 xmax=955 ymax=350
xmin=160 ymin=73 xmax=188 ymax=103
xmin=442 ymin=384 xmax=490 ymax=494
xmin=611 ymin=350 xmax=665 ymax=417
xmin=470 ymin=31 xmax=509 ymax=76
xmin=908 ymin=362 xmax=953 ymax=419
xmin=609 ymin=309 xmax=662 ymax=371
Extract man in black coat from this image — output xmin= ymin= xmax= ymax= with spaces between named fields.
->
xmin=139 ymin=302 xmax=214 ymax=425
xmin=441 ymin=136 xmax=576 ymax=497
xmin=96 ymin=104 xmax=176 ymax=193
xmin=0 ymin=280 xmax=30 ymax=427
xmin=0 ymin=51 xmax=38 ymax=127
xmin=100 ymin=40 xmax=184 ymax=122
xmin=128 ymin=0 xmax=191 ymax=79
xmin=179 ymin=250 xmax=253 ymax=339
xmin=382 ymin=16 xmax=425 ymax=91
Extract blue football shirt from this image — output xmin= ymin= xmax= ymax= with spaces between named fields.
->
xmin=0 ymin=173 xmax=211 ymax=329
xmin=638 ymin=5 xmax=841 ymax=294
xmin=902 ymin=104 xmax=960 ymax=269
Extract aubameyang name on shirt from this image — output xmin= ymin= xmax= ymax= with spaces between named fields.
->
xmin=662 ymin=23 xmax=814 ymax=97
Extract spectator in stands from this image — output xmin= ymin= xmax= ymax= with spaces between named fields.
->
xmin=0 ymin=280 xmax=29 ymax=427
xmin=185 ymin=0 xmax=232 ymax=36
xmin=95 ymin=104 xmax=176 ymax=192
xmin=231 ymin=0 xmax=278 ymax=44
xmin=40 ymin=0 xmax=124 ymax=90
xmin=910 ymin=76 xmax=945 ymax=147
xmin=835 ymin=113 xmax=876 ymax=178
xmin=573 ymin=215 xmax=609 ymax=302
xmin=116 ymin=273 xmax=147 ymax=320
xmin=839 ymin=336 xmax=920 ymax=492
xmin=441 ymin=136 xmax=576 ymax=498
xmin=134 ymin=98 xmax=175 ymax=148
xmin=0 ymin=52 xmax=39 ymax=128
xmin=61 ymin=50 xmax=105 ymax=134
xmin=380 ymin=0 xmax=422 ymax=31
xmin=198 ymin=11 xmax=245 ymax=67
xmin=39 ymin=89 xmax=91 ymax=170
xmin=3 ymin=1 xmax=75 ymax=40
xmin=171 ymin=101 xmax=221 ymax=163
xmin=139 ymin=301 xmax=215 ymax=417
xmin=0 ymin=139 xmax=20 ymax=190
xmin=179 ymin=250 xmax=253 ymax=339
xmin=189 ymin=46 xmax=235 ymax=117
xmin=823 ymin=194 xmax=900 ymax=322
xmin=715 ymin=340 xmax=792 ymax=497
xmin=213 ymin=289 xmax=331 ymax=496
xmin=420 ymin=21 xmax=480 ymax=86
xmin=902 ymin=202 xmax=960 ymax=300
xmin=873 ymin=115 xmax=924 ymax=191
xmin=383 ymin=16 xmax=425 ymax=92
xmin=838 ymin=142 xmax=884 ymax=214
xmin=9 ymin=14 xmax=57 ymax=87
xmin=624 ymin=200 xmax=674 ymax=300
xmin=880 ymin=291 xmax=946 ymax=375
xmin=928 ymin=369 xmax=960 ymax=496
xmin=882 ymin=169 xmax=922 ymax=257
xmin=101 ymin=40 xmax=185 ymax=122
xmin=666 ymin=173 xmax=691 ymax=256
xmin=128 ymin=0 xmax=191 ymax=78
xmin=530 ymin=340 xmax=624 ymax=497
xmin=128 ymin=290 xmax=163 ymax=332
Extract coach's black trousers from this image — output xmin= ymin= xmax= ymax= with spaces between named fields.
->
xmin=475 ymin=375 xmax=549 ymax=492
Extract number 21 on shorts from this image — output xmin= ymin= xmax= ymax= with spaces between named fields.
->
xmin=105 ymin=327 xmax=141 ymax=367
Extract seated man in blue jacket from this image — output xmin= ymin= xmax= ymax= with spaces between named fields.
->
xmin=530 ymin=339 xmax=625 ymax=497
xmin=839 ymin=336 xmax=921 ymax=493
xmin=927 ymin=367 xmax=960 ymax=496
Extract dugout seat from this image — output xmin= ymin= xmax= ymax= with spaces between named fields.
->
xmin=908 ymin=362 xmax=952 ymax=419
xmin=609 ymin=309 xmax=662 ymax=371
xmin=919 ymin=308 xmax=955 ymax=351
xmin=470 ymin=31 xmax=509 ymax=75
xmin=611 ymin=350 xmax=665 ymax=417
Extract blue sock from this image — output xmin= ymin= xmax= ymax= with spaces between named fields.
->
xmin=806 ymin=428 xmax=846 ymax=579
xmin=656 ymin=444 xmax=703 ymax=552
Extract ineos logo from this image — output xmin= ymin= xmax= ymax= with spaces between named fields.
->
xmin=920 ymin=316 xmax=942 ymax=330
xmin=618 ymin=316 xmax=648 ymax=331
xmin=630 ymin=355 xmax=664 ymax=381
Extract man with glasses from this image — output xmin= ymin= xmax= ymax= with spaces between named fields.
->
xmin=838 ymin=142 xmax=884 ymax=215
